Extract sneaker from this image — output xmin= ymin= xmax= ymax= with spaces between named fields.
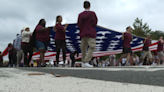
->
xmin=82 ymin=62 xmax=93 ymax=67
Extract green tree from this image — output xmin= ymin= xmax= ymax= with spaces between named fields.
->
xmin=132 ymin=18 xmax=152 ymax=37
xmin=150 ymin=30 xmax=164 ymax=40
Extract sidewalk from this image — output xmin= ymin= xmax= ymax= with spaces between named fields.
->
xmin=0 ymin=68 xmax=164 ymax=92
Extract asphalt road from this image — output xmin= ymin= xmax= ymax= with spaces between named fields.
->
xmin=17 ymin=66 xmax=164 ymax=87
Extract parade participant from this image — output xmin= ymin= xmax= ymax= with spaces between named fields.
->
xmin=21 ymin=27 xmax=33 ymax=67
xmin=14 ymin=30 xmax=24 ymax=67
xmin=35 ymin=19 xmax=50 ymax=67
xmin=0 ymin=51 xmax=3 ymax=67
xmin=157 ymin=36 xmax=164 ymax=64
xmin=13 ymin=34 xmax=19 ymax=66
xmin=119 ymin=26 xmax=133 ymax=65
xmin=53 ymin=15 xmax=68 ymax=67
xmin=77 ymin=1 xmax=98 ymax=67
xmin=8 ymin=43 xmax=14 ymax=67
xmin=141 ymin=35 xmax=153 ymax=65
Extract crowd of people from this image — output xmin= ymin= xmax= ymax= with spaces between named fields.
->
xmin=0 ymin=1 xmax=164 ymax=68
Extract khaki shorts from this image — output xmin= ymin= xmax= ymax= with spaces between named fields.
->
xmin=157 ymin=51 xmax=164 ymax=58
xmin=141 ymin=51 xmax=152 ymax=59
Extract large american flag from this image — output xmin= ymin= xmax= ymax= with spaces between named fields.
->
xmin=31 ymin=23 xmax=158 ymax=61
xmin=2 ymin=23 xmax=158 ymax=61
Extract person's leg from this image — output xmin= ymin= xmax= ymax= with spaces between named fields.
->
xmin=84 ymin=38 xmax=96 ymax=62
xmin=119 ymin=47 xmax=129 ymax=62
xmin=71 ymin=57 xmax=73 ymax=67
xmin=61 ymin=40 xmax=66 ymax=64
xmin=141 ymin=51 xmax=147 ymax=63
xmin=155 ymin=54 xmax=159 ymax=65
xmin=119 ymin=54 xmax=127 ymax=62
xmin=156 ymin=57 xmax=160 ymax=65
xmin=110 ymin=59 xmax=113 ymax=66
xmin=17 ymin=50 xmax=22 ymax=67
xmin=129 ymin=54 xmax=135 ymax=65
xmin=147 ymin=51 xmax=153 ymax=65
xmin=72 ymin=58 xmax=76 ymax=67
xmin=35 ymin=39 xmax=48 ymax=67
xmin=71 ymin=57 xmax=75 ymax=67
xmin=162 ymin=56 xmax=164 ymax=65
xmin=55 ymin=40 xmax=61 ymax=65
xmin=10 ymin=55 xmax=14 ymax=67
xmin=22 ymin=45 xmax=28 ymax=66
xmin=8 ymin=55 xmax=11 ymax=67
xmin=13 ymin=49 xmax=17 ymax=66
xmin=39 ymin=49 xmax=45 ymax=65
xmin=80 ymin=38 xmax=88 ymax=63
xmin=126 ymin=53 xmax=131 ymax=64
xmin=23 ymin=50 xmax=28 ymax=66
xmin=158 ymin=51 xmax=164 ymax=65
xmin=0 ymin=60 xmax=3 ymax=67
xmin=27 ymin=47 xmax=33 ymax=65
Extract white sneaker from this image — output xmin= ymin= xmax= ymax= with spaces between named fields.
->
xmin=82 ymin=62 xmax=93 ymax=67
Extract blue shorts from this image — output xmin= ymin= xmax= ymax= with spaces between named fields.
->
xmin=36 ymin=39 xmax=50 ymax=50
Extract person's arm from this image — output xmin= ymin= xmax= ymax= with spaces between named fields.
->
xmin=63 ymin=24 xmax=68 ymax=32
xmin=143 ymin=38 xmax=147 ymax=44
xmin=55 ymin=24 xmax=68 ymax=32
xmin=8 ymin=47 xmax=12 ymax=51
xmin=122 ymin=33 xmax=124 ymax=40
xmin=158 ymin=39 xmax=162 ymax=44
xmin=22 ymin=31 xmax=33 ymax=37
xmin=38 ymin=25 xmax=49 ymax=32
xmin=92 ymin=12 xmax=98 ymax=27
xmin=160 ymin=39 xmax=164 ymax=43
xmin=52 ymin=25 xmax=56 ymax=31
xmin=77 ymin=14 xmax=81 ymax=29
xmin=150 ymin=39 xmax=152 ymax=44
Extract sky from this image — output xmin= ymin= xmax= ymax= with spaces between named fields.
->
xmin=0 ymin=0 xmax=164 ymax=55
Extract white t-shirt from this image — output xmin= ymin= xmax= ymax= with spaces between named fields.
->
xmin=122 ymin=58 xmax=127 ymax=64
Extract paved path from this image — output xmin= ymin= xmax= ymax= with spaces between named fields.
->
xmin=19 ymin=66 xmax=164 ymax=86
xmin=0 ymin=66 xmax=164 ymax=92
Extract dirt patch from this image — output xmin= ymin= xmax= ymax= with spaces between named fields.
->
xmin=50 ymin=73 xmax=70 ymax=77
xmin=27 ymin=73 xmax=45 ymax=75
